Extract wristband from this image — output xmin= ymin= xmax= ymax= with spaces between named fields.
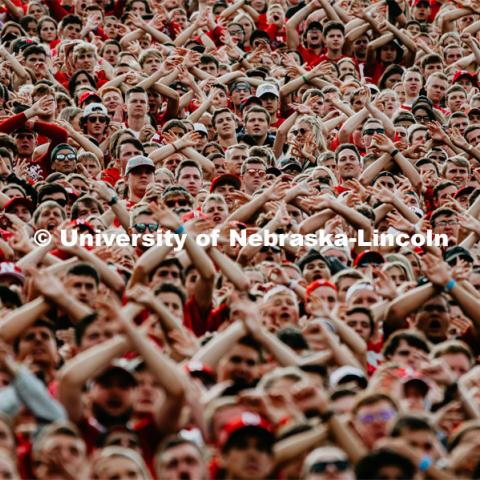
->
xmin=445 ymin=278 xmax=457 ymax=293
xmin=390 ymin=148 xmax=399 ymax=158
xmin=302 ymin=75 xmax=308 ymax=83
xmin=175 ymin=224 xmax=185 ymax=234
xmin=172 ymin=142 xmax=179 ymax=152
xmin=107 ymin=195 xmax=118 ymax=206
xmin=418 ymin=455 xmax=433 ymax=473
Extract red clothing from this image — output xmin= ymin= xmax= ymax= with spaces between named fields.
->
xmin=0 ymin=113 xmax=68 ymax=180
xmin=256 ymin=13 xmax=268 ymax=31
xmin=183 ymin=295 xmax=213 ymax=337
xmin=265 ymin=23 xmax=287 ymax=48
xmin=297 ymin=45 xmax=323 ymax=69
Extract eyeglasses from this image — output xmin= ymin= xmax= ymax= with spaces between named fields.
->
xmin=133 ymin=223 xmax=158 ymax=233
xmin=245 ymin=169 xmax=266 ymax=177
xmin=358 ymin=409 xmax=395 ymax=424
xmin=363 ymin=128 xmax=385 ymax=135
xmin=420 ymin=304 xmax=447 ymax=313
xmin=88 ymin=116 xmax=107 ymax=123
xmin=165 ymin=198 xmax=189 ymax=208
xmin=55 ymin=153 xmax=76 ymax=161
xmin=310 ymin=460 xmax=350 ymax=474
xmin=53 ymin=198 xmax=67 ymax=207
xmin=229 ymin=29 xmax=244 ymax=36
xmin=415 ymin=115 xmax=431 ymax=122
xmin=260 ymin=245 xmax=281 ymax=253
xmin=315 ymin=176 xmax=331 ymax=185
xmin=435 ymin=220 xmax=457 ymax=227
xmin=291 ymin=127 xmax=308 ymax=136
xmin=428 ymin=155 xmax=446 ymax=162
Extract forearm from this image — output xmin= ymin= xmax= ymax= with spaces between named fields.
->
xmin=187 ymin=97 xmax=213 ymax=123
xmin=17 ymin=244 xmax=55 ymax=270
xmin=174 ymin=24 xmax=198 ymax=46
xmin=0 ymin=298 xmax=50 ymax=343
xmin=366 ymin=104 xmax=395 ymax=138
xmin=274 ymin=425 xmax=327 ymax=465
xmin=338 ymin=107 xmax=369 ymax=142
xmin=55 ymin=293 xmax=94 ymax=323
xmin=182 ymin=147 xmax=214 ymax=176
xmin=359 ymin=153 xmax=391 ymax=185
xmin=256 ymin=328 xmax=299 ymax=366
xmin=331 ymin=201 xmax=372 ymax=232
xmin=451 ymin=282 xmax=480 ymax=332
xmin=225 ymin=192 xmax=267 ymax=224
xmin=109 ymin=201 xmax=131 ymax=231
xmin=208 ymin=247 xmax=250 ymax=291
xmin=192 ymin=321 xmax=246 ymax=368
xmin=299 ymin=210 xmax=334 ymax=234
xmin=130 ymin=245 xmax=174 ymax=286
xmin=69 ymin=130 xmax=104 ymax=165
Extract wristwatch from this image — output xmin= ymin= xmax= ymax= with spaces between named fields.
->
xmin=107 ymin=195 xmax=118 ymax=206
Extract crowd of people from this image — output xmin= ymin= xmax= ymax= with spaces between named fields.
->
xmin=0 ymin=0 xmax=479 ymax=478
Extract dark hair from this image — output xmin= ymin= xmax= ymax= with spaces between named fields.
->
xmin=60 ymin=14 xmax=82 ymax=29
xmin=116 ymin=137 xmax=144 ymax=159
xmin=74 ymin=312 xmax=98 ymax=345
xmin=71 ymin=195 xmax=104 ymax=220
xmin=175 ymin=159 xmax=202 ymax=181
xmin=200 ymin=54 xmax=219 ymax=68
xmin=430 ymin=207 xmax=457 ymax=227
xmin=38 ymin=183 xmax=68 ymax=204
xmin=126 ymin=86 xmax=147 ymax=100
xmin=276 ymin=326 xmax=309 ymax=350
xmin=335 ymin=143 xmax=360 ymax=163
xmin=355 ymin=449 xmax=416 ymax=479
xmin=346 ymin=307 xmax=375 ymax=335
xmin=67 ymin=262 xmax=100 ymax=285
xmin=378 ymin=64 xmax=404 ymax=90
xmin=68 ymin=70 xmax=97 ymax=97
xmin=154 ymin=282 xmax=187 ymax=306
xmin=390 ymin=414 xmax=433 ymax=437
xmin=323 ymin=20 xmax=345 ymax=37
xmin=23 ymin=44 xmax=47 ymax=60
xmin=382 ymin=330 xmax=430 ymax=358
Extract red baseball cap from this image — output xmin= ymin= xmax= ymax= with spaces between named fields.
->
xmin=3 ymin=197 xmax=34 ymax=213
xmin=306 ymin=279 xmax=337 ymax=302
xmin=219 ymin=413 xmax=274 ymax=448
xmin=210 ymin=174 xmax=241 ymax=193
xmin=452 ymin=70 xmax=478 ymax=88
xmin=78 ymin=91 xmax=102 ymax=106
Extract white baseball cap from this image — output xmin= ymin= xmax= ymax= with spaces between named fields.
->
xmin=256 ymin=83 xmax=279 ymax=98
xmin=125 ymin=155 xmax=155 ymax=175
xmin=82 ymin=102 xmax=108 ymax=118
xmin=193 ymin=123 xmax=208 ymax=135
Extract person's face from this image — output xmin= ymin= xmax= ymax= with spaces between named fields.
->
xmin=39 ymin=20 xmax=57 ymax=42
xmin=91 ymin=373 xmax=135 ymax=417
xmin=81 ymin=318 xmax=120 ymax=350
xmin=354 ymin=401 xmax=396 ymax=448
xmin=29 ymin=2 xmax=46 ymax=18
xmin=363 ymin=121 xmax=384 ymax=149
xmin=143 ymin=54 xmax=161 ymax=75
xmin=245 ymin=112 xmax=269 ymax=137
xmin=348 ymin=289 xmax=380 ymax=308
xmin=380 ymin=43 xmax=397 ymax=63
xmin=75 ymin=200 xmax=101 ymax=219
xmin=65 ymin=273 xmax=98 ymax=306
xmin=219 ymin=343 xmax=260 ymax=384
xmin=214 ymin=111 xmax=236 ymax=137
xmin=16 ymin=326 xmax=57 ymax=366
xmin=445 ymin=163 xmax=469 ymax=187
xmin=94 ymin=456 xmax=144 ymax=480
xmin=337 ymin=148 xmax=361 ymax=180
xmin=303 ymin=259 xmax=330 ymax=283
xmin=289 ymin=121 xmax=313 ymax=145
xmin=7 ymin=204 xmax=31 ymax=223
xmin=231 ymin=86 xmax=251 ymax=106
xmin=426 ymin=77 xmax=447 ymax=103
xmin=199 ymin=61 xmax=218 ymax=76
xmin=52 ymin=148 xmax=77 ymax=173
xmin=304 ymin=452 xmax=353 ymax=480
xmin=353 ymin=35 xmax=368 ymax=57
xmin=445 ymin=46 xmax=463 ymax=65
xmin=262 ymin=291 xmax=299 ymax=329
xmin=242 ymin=162 xmax=266 ymax=194
xmin=203 ymin=199 xmax=228 ymax=224
xmin=226 ymin=148 xmax=247 ymax=175
xmin=151 ymin=264 xmax=181 ymax=289
xmin=157 ymin=443 xmax=206 ymax=480
xmin=338 ymin=61 xmax=356 ymax=78
xmin=440 ymin=352 xmax=470 ymax=379
xmin=411 ymin=128 xmax=428 ymax=145
xmin=345 ymin=312 xmax=371 ymax=341
xmin=61 ymin=21 xmax=81 ymax=39
xmin=70 ymin=178 xmax=89 ymax=196
xmin=86 ymin=113 xmax=108 ymax=136
xmin=177 ymin=166 xmax=202 ymax=196
xmin=450 ymin=115 xmax=469 ymax=134
xmin=260 ymin=93 xmax=278 ymax=115
xmin=83 ymin=158 xmax=101 ymax=177
xmin=222 ymin=435 xmax=273 ymax=480
xmin=127 ymin=92 xmax=148 ymax=118
xmin=36 ymin=205 xmax=64 ymax=231
xmin=157 ymin=291 xmax=183 ymax=320
xmin=15 ymin=131 xmax=36 ymax=156
xmin=436 ymin=185 xmax=457 ymax=207
xmin=448 ymin=91 xmax=467 ymax=113
xmin=75 ymin=51 xmax=96 ymax=72
xmin=466 ymin=127 xmax=480 ymax=147
xmin=103 ymin=17 xmax=118 ymax=38
xmin=407 ymin=22 xmax=421 ymax=35
xmin=103 ymin=91 xmax=123 ymax=113
xmin=128 ymin=166 xmax=154 ymax=195
xmin=306 ymin=26 xmax=323 ymax=47
xmin=399 ymin=427 xmax=435 ymax=459
xmin=40 ymin=434 xmax=85 ymax=470
xmin=423 ymin=62 xmax=443 ymax=80
xmin=404 ymin=72 xmax=422 ymax=96
xmin=163 ymin=195 xmax=191 ymax=215
xmin=134 ymin=369 xmax=162 ymax=416
xmin=415 ymin=297 xmax=449 ymax=342
xmin=413 ymin=1 xmax=430 ymax=21
xmin=388 ymin=339 xmax=426 ymax=368
xmin=309 ymin=286 xmax=337 ymax=313
xmin=325 ymin=28 xmax=344 ymax=51
xmin=119 ymin=143 xmax=142 ymax=172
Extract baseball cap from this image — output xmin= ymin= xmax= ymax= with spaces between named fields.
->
xmin=94 ymin=359 xmax=137 ymax=387
xmin=256 ymin=83 xmax=279 ymax=98
xmin=297 ymin=249 xmax=331 ymax=272
xmin=413 ymin=0 xmax=429 ymax=6
xmin=305 ymin=21 xmax=323 ymax=32
xmin=0 ymin=262 xmax=24 ymax=285
xmin=279 ymin=158 xmax=302 ymax=173
xmin=219 ymin=413 xmax=274 ymax=449
xmin=452 ymin=70 xmax=478 ymax=87
xmin=353 ymin=250 xmax=385 ymax=267
xmin=231 ymin=81 xmax=252 ymax=93
xmin=240 ymin=96 xmax=262 ymax=112
xmin=82 ymin=102 xmax=108 ymax=118
xmin=125 ymin=155 xmax=155 ymax=176
xmin=210 ymin=174 xmax=241 ymax=192
xmin=444 ymin=246 xmax=474 ymax=265
xmin=78 ymin=91 xmax=101 ymax=106
xmin=3 ymin=197 xmax=34 ymax=214
xmin=454 ymin=186 xmax=475 ymax=199
xmin=193 ymin=123 xmax=208 ymax=136
xmin=330 ymin=366 xmax=368 ymax=389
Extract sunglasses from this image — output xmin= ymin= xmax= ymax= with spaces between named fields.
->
xmin=260 ymin=245 xmax=281 ymax=253
xmin=316 ymin=176 xmax=331 ymax=185
xmin=165 ymin=198 xmax=189 ymax=208
xmin=245 ymin=169 xmax=266 ymax=177
xmin=363 ymin=128 xmax=385 ymax=135
xmin=291 ymin=127 xmax=308 ymax=136
xmin=310 ymin=460 xmax=350 ymax=474
xmin=133 ymin=223 xmax=158 ymax=233
xmin=55 ymin=153 xmax=76 ymax=161
xmin=53 ymin=198 xmax=67 ymax=207
xmin=88 ymin=116 xmax=107 ymax=123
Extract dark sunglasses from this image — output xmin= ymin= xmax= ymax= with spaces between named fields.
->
xmin=260 ymin=245 xmax=281 ymax=253
xmin=363 ymin=128 xmax=385 ymax=135
xmin=291 ymin=127 xmax=308 ymax=136
xmin=310 ymin=460 xmax=350 ymax=474
xmin=55 ymin=153 xmax=76 ymax=161
xmin=165 ymin=198 xmax=189 ymax=208
xmin=316 ymin=176 xmax=331 ymax=185
xmin=53 ymin=198 xmax=67 ymax=207
xmin=420 ymin=304 xmax=447 ymax=313
xmin=88 ymin=116 xmax=107 ymax=123
xmin=134 ymin=223 xmax=158 ymax=233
